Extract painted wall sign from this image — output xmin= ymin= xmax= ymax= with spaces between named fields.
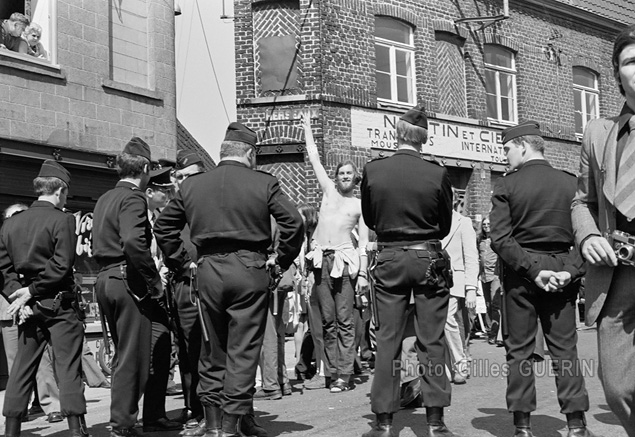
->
xmin=351 ymin=108 xmax=507 ymax=164
xmin=268 ymin=107 xmax=319 ymax=121
xmin=73 ymin=211 xmax=93 ymax=257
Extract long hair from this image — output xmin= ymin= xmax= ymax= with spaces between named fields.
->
xmin=334 ymin=160 xmax=361 ymax=185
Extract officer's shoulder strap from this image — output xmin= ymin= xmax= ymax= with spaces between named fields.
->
xmin=255 ymin=169 xmax=275 ymax=177
xmin=561 ymin=169 xmax=577 ymax=178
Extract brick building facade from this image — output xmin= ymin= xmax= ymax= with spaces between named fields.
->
xmin=235 ymin=0 xmax=633 ymax=222
xmin=0 ymin=0 xmax=178 ymax=213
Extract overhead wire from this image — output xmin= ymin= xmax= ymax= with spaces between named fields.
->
xmin=195 ymin=0 xmax=231 ymax=123
xmin=177 ymin=0 xmax=194 ymax=111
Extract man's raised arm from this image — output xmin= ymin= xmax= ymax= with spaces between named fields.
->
xmin=302 ymin=113 xmax=332 ymax=192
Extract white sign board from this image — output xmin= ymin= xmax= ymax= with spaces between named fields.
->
xmin=351 ymin=108 xmax=507 ymax=164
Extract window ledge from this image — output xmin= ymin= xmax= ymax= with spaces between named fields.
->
xmin=0 ymin=50 xmax=65 ymax=80
xmin=377 ymin=99 xmax=416 ymax=111
xmin=102 ymin=79 xmax=163 ymax=102
xmin=487 ymin=119 xmax=517 ymax=128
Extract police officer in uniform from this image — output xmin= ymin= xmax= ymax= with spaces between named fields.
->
xmin=360 ymin=106 xmax=456 ymax=437
xmin=490 ymin=121 xmax=596 ymax=437
xmin=92 ymin=138 xmax=179 ymax=437
xmin=154 ymin=122 xmax=304 ymax=437
xmin=0 ymin=160 xmax=87 ymax=437
xmin=165 ymin=150 xmax=206 ymax=434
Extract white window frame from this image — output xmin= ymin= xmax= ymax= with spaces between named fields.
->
xmin=375 ymin=18 xmax=416 ymax=106
xmin=0 ymin=0 xmax=58 ymax=67
xmin=573 ymin=67 xmax=599 ymax=137
xmin=484 ymin=46 xmax=517 ymax=125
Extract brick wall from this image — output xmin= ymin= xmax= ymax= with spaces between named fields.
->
xmin=0 ymin=0 xmax=177 ymax=160
xmin=236 ymin=0 xmax=627 ymax=217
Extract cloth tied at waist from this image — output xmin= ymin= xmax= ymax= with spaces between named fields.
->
xmin=305 ymin=241 xmax=360 ymax=279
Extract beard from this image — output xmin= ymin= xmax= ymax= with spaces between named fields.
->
xmin=336 ymin=179 xmax=355 ymax=194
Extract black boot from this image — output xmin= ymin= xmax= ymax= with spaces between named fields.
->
xmin=426 ymin=407 xmax=457 ymax=437
xmin=4 ymin=417 xmax=21 ymax=437
xmin=512 ymin=412 xmax=533 ymax=437
xmin=239 ymin=414 xmax=267 ymax=437
xmin=362 ymin=413 xmax=396 ymax=437
xmin=566 ymin=412 xmax=599 ymax=437
xmin=67 ymin=415 xmax=89 ymax=437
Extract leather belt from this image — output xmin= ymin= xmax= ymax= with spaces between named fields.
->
xmin=378 ymin=240 xmax=442 ymax=251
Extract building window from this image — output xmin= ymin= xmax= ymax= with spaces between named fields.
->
xmin=573 ymin=67 xmax=599 ymax=136
xmin=375 ymin=16 xmax=415 ymax=105
xmin=0 ymin=0 xmax=57 ymax=64
xmin=484 ymin=45 xmax=516 ymax=123
xmin=110 ymin=0 xmax=149 ymax=89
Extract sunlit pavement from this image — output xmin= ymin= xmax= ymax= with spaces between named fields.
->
xmin=3 ymin=326 xmax=627 ymax=437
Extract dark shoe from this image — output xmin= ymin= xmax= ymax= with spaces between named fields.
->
xmin=253 ymin=388 xmax=282 ymax=400
xmin=183 ymin=419 xmax=206 ymax=436
xmin=330 ymin=379 xmax=352 ymax=393
xmin=5 ymin=417 xmax=21 ymax=437
xmin=240 ymin=414 xmax=267 ymax=437
xmin=400 ymin=379 xmax=422 ymax=409
xmin=110 ymin=428 xmax=139 ymax=437
xmin=142 ymin=417 xmax=183 ymax=432
xmin=219 ymin=413 xmax=240 ymax=437
xmin=428 ymin=422 xmax=457 ymax=436
xmin=28 ymin=405 xmax=44 ymax=416
xmin=513 ymin=429 xmax=534 ymax=437
xmin=48 ymin=412 xmax=64 ymax=423
xmin=362 ymin=423 xmax=396 ymax=437
xmin=282 ymin=383 xmax=292 ymax=396
xmin=68 ymin=415 xmax=90 ymax=437
xmin=567 ymin=427 xmax=599 ymax=437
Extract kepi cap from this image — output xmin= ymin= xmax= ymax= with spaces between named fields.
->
xmin=400 ymin=106 xmax=428 ymax=130
xmin=224 ymin=122 xmax=257 ymax=147
xmin=148 ymin=167 xmax=174 ymax=187
xmin=123 ymin=137 xmax=151 ymax=161
xmin=501 ymin=121 xmax=541 ymax=144
xmin=38 ymin=160 xmax=71 ymax=186
xmin=176 ymin=150 xmax=203 ymax=170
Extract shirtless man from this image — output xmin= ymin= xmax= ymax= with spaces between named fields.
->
xmin=302 ymin=114 xmax=369 ymax=393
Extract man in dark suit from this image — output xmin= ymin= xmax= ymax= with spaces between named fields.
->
xmin=92 ymin=138 xmax=181 ymax=437
xmin=360 ymin=106 xmax=456 ymax=437
xmin=155 ymin=122 xmax=304 ymax=437
xmin=0 ymin=160 xmax=87 ymax=437
xmin=490 ymin=121 xmax=595 ymax=437
xmin=571 ymin=24 xmax=635 ymax=437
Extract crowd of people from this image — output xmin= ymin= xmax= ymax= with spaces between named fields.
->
xmin=1 ymin=21 xmax=635 ymax=437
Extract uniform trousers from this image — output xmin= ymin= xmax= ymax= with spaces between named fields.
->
xmin=502 ymin=256 xmax=589 ymax=413
xmin=174 ymin=277 xmax=203 ymax=418
xmin=144 ymin=304 xmax=171 ymax=424
xmin=3 ymin=297 xmax=85 ymax=418
xmin=313 ymin=254 xmax=356 ymax=378
xmin=371 ymin=248 xmax=452 ymax=414
xmin=260 ymin=287 xmax=290 ymax=391
xmin=196 ymin=250 xmax=269 ymax=415
xmin=596 ymin=265 xmax=635 ymax=436
xmin=96 ymin=266 xmax=151 ymax=430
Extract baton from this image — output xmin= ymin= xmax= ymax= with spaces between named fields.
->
xmin=97 ymin=302 xmax=112 ymax=356
xmin=368 ymin=250 xmax=380 ymax=330
xmin=268 ymin=264 xmax=283 ymax=316
xmin=191 ymin=269 xmax=210 ymax=344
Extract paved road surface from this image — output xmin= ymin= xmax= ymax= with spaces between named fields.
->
xmin=3 ymin=326 xmax=627 ymax=437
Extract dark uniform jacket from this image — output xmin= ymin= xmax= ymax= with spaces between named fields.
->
xmin=490 ymin=159 xmax=584 ymax=281
xmin=92 ymin=180 xmax=161 ymax=294
xmin=154 ymin=160 xmax=304 ymax=270
xmin=361 ymin=149 xmax=453 ymax=242
xmin=0 ymin=201 xmax=76 ymax=298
